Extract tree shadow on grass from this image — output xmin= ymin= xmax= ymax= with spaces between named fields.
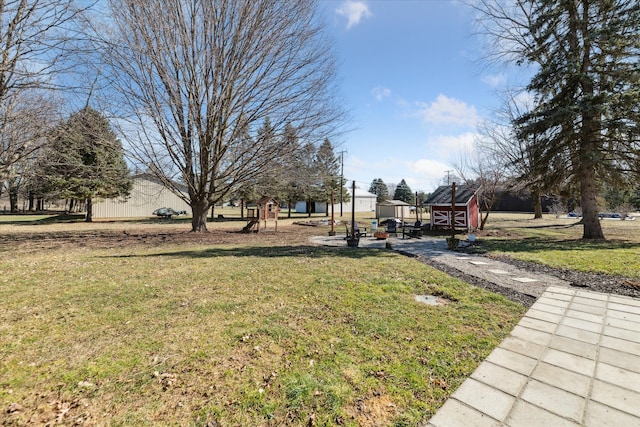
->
xmin=105 ymin=244 xmax=394 ymax=260
xmin=470 ymin=237 xmax=639 ymax=254
xmin=4 ymin=214 xmax=196 ymax=226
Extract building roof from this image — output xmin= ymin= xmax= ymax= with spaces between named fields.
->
xmin=348 ymin=188 xmax=377 ymax=199
xmin=132 ymin=173 xmax=189 ymax=193
xmin=425 ymin=185 xmax=477 ymax=206
xmin=377 ymin=199 xmax=410 ymax=206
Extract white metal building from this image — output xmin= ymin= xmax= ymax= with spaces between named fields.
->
xmin=93 ymin=174 xmax=191 ymax=219
xmin=295 ymin=187 xmax=377 ymax=214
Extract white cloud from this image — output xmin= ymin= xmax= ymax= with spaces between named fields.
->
xmin=416 ymin=94 xmax=481 ymax=128
xmin=407 ymin=158 xmax=452 ymax=190
xmin=426 ymin=132 xmax=477 ymax=158
xmin=336 ymin=1 xmax=372 ymax=30
xmin=481 ymin=72 xmax=507 ymax=88
xmin=371 ymin=85 xmax=391 ymax=101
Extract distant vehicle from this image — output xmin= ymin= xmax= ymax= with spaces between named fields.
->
xmin=567 ymin=212 xmax=582 ymax=218
xmin=152 ymin=207 xmax=187 ymax=218
xmin=598 ymin=212 xmax=622 ymax=219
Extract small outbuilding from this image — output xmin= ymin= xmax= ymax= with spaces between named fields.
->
xmin=376 ymin=200 xmax=411 ymax=221
xmin=245 ymin=196 xmax=279 ymax=232
xmin=424 ymin=185 xmax=479 ymax=231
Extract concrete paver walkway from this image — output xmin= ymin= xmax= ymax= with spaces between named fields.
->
xmin=310 ymin=234 xmax=640 ymax=426
xmin=427 ymin=286 xmax=640 ymax=426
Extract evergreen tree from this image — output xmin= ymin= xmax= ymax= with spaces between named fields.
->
xmin=314 ymin=138 xmax=348 ymax=214
xmin=478 ymin=0 xmax=640 ymax=238
xmin=277 ymin=124 xmax=314 ymax=218
xmin=42 ymin=107 xmax=131 ymax=221
xmin=393 ymin=179 xmax=413 ymax=204
xmin=369 ymin=178 xmax=389 ymax=203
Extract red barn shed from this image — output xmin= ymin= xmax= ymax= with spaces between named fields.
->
xmin=425 ymin=185 xmax=479 ymax=231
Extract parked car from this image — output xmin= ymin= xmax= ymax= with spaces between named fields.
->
xmin=598 ymin=212 xmax=622 ymax=219
xmin=152 ymin=207 xmax=187 ymax=218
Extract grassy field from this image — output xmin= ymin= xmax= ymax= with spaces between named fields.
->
xmin=0 ymin=213 xmax=524 ymax=426
xmin=469 ymin=213 xmax=640 ymax=278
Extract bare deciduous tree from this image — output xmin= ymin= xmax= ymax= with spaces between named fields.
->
xmin=0 ymin=0 xmax=88 ymax=182
xmin=1 ymin=91 xmax=60 ymax=211
xmin=99 ymin=0 xmax=345 ymax=231
xmin=477 ymin=91 xmax=570 ymax=219
xmin=452 ymin=145 xmax=508 ymax=230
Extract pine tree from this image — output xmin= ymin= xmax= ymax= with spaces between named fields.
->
xmin=42 ymin=107 xmax=131 ymax=221
xmin=393 ymin=179 xmax=413 ymax=204
xmin=314 ymin=138 xmax=348 ymax=212
xmin=369 ymin=178 xmax=389 ymax=203
xmin=501 ymin=0 xmax=640 ymax=239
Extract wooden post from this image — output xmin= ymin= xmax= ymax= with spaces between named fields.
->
xmin=451 ymin=182 xmax=457 ymax=238
xmin=329 ymin=190 xmax=336 ymax=236
xmin=415 ymin=192 xmax=419 ymax=223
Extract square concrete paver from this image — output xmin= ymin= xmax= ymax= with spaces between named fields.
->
xmin=590 ymin=379 xmax=640 ymax=417
xmin=487 ymin=269 xmax=510 ymax=275
xmin=427 ymin=399 xmax=501 ymax=427
xmin=541 ymin=348 xmax=596 ymax=376
xmin=530 ymin=362 xmax=591 ymax=396
xmin=584 ymin=401 xmax=640 ymax=427
xmin=485 ymin=347 xmax=538 ymax=376
xmin=520 ymin=379 xmax=585 ymax=422
xmin=471 ymin=361 xmax=528 ymax=396
xmin=512 ymin=277 xmax=538 ymax=283
xmin=505 ymin=400 xmax=581 ymax=427
xmin=499 ymin=336 xmax=546 ymax=359
xmin=450 ymin=378 xmax=515 ymax=421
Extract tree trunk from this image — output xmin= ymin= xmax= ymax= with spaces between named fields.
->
xmin=532 ymin=187 xmax=543 ymax=219
xmin=191 ymin=200 xmax=209 ymax=232
xmin=479 ymin=210 xmax=490 ymax=230
xmin=576 ymin=1 xmax=604 ymax=240
xmin=579 ymin=159 xmax=604 ymax=239
xmin=28 ymin=192 xmax=35 ymax=211
xmin=85 ymin=198 xmax=93 ymax=222
xmin=9 ymin=186 xmax=18 ymax=213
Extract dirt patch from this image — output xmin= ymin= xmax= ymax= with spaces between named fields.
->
xmin=4 ymin=393 xmax=95 ymax=426
xmin=346 ymin=394 xmax=398 ymax=427
xmin=0 ymin=223 xmax=323 ymax=252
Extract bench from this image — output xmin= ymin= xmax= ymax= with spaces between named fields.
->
xmin=344 ymin=223 xmax=368 ymax=239
xmin=402 ymin=221 xmax=422 ymax=239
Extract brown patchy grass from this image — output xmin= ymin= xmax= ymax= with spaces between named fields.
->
xmin=0 ymin=215 xmax=525 ymax=426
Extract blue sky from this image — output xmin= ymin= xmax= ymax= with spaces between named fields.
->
xmin=323 ymin=0 xmax=512 ymax=194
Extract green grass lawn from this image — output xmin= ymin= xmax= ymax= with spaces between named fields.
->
xmin=0 ymin=221 xmax=524 ymax=426
xmin=468 ymin=213 xmax=640 ymax=278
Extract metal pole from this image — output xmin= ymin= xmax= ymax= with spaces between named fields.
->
xmin=351 ymin=180 xmax=356 ymax=238
xmin=340 ymin=151 xmax=345 ymax=217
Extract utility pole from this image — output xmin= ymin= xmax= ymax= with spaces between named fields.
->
xmin=445 ymin=170 xmax=453 ymax=185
